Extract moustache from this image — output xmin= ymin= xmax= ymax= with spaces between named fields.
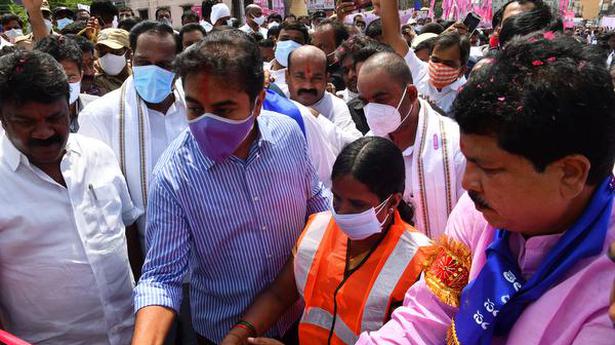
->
xmin=298 ymin=89 xmax=318 ymax=97
xmin=28 ymin=135 xmax=64 ymax=148
xmin=468 ymin=191 xmax=491 ymax=209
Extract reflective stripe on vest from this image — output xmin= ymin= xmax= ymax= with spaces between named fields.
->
xmin=294 ymin=212 xmax=331 ymax=297
xmin=361 ymin=231 xmax=431 ymax=331
xmin=301 ymin=307 xmax=359 ymax=345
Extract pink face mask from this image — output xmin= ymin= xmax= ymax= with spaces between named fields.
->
xmin=428 ymin=61 xmax=461 ymax=89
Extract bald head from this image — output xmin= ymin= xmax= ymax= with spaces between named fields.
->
xmin=286 ymin=45 xmax=329 ymax=106
xmin=359 ymin=52 xmax=412 ymax=89
xmin=288 ymin=45 xmax=327 ymax=73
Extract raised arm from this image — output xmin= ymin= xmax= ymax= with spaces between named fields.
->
xmin=23 ymin=0 xmax=49 ymax=41
xmin=380 ymin=0 xmax=409 ymax=57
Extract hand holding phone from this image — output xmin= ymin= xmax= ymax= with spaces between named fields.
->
xmin=463 ymin=12 xmax=481 ymax=34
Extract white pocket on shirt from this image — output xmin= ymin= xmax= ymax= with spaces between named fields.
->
xmin=90 ymin=184 xmax=124 ymax=234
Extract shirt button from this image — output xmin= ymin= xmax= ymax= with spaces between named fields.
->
xmin=262 ymin=226 xmax=267 ymax=231
xmin=253 ymin=196 xmax=259 ymax=201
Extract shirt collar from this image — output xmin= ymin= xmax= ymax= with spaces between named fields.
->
xmin=2 ymin=134 xmax=80 ymax=172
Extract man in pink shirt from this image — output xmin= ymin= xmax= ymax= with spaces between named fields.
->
xmin=357 ymin=31 xmax=615 ymax=345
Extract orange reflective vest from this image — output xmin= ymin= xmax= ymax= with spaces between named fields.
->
xmin=294 ymin=211 xmax=431 ymax=345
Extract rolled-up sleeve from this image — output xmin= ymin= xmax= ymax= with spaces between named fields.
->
xmin=133 ymin=174 xmax=190 ymax=314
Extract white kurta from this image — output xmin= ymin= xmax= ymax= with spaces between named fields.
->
xmin=310 ymin=91 xmax=363 ymax=139
xmin=368 ymin=99 xmax=465 ymax=239
xmin=0 ymin=134 xmax=140 ymax=345
xmin=78 ymin=77 xmax=188 ymax=243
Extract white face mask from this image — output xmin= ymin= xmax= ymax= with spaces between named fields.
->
xmin=226 ymin=19 xmax=234 ymax=27
xmin=69 ymin=81 xmax=81 ymax=104
xmin=253 ymin=15 xmax=266 ymax=26
xmin=99 ymin=52 xmax=127 ymax=76
xmin=268 ymin=22 xmax=280 ymax=29
xmin=44 ymin=19 xmax=53 ymax=33
xmin=332 ymin=196 xmax=393 ymax=240
xmin=364 ymin=86 xmax=413 ymax=137
xmin=4 ymin=28 xmax=23 ymax=40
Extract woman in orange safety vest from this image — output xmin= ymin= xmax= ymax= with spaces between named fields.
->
xmin=221 ymin=137 xmax=432 ymax=345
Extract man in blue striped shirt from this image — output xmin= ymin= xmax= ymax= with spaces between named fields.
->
xmin=132 ymin=30 xmax=330 ymax=344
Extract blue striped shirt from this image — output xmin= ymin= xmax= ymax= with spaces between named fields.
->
xmin=133 ymin=111 xmax=331 ymax=342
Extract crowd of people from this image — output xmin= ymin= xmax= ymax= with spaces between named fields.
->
xmin=0 ymin=0 xmax=614 ymax=344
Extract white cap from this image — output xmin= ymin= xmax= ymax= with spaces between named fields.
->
xmin=411 ymin=33 xmax=438 ymax=49
xmin=210 ymin=3 xmax=231 ymax=25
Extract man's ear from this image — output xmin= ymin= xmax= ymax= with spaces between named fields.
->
xmin=252 ymin=89 xmax=267 ymax=117
xmin=406 ymin=84 xmax=418 ymax=102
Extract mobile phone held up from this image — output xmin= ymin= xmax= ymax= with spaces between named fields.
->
xmin=463 ymin=12 xmax=481 ymax=34
xmin=342 ymin=0 xmax=372 ymax=10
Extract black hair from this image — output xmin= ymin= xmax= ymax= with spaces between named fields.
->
xmin=129 ymin=20 xmax=179 ymax=54
xmin=90 ymin=0 xmax=118 ymax=25
xmin=434 ymin=32 xmax=471 ymax=65
xmin=182 ymin=10 xmax=200 ymax=23
xmin=179 ymin=23 xmax=207 ymax=49
xmin=118 ymin=17 xmax=141 ymax=32
xmin=493 ymin=0 xmax=544 ymax=28
xmin=332 ymin=136 xmax=414 ymax=224
xmin=364 ymin=19 xmax=382 ymax=40
xmin=311 ymin=10 xmax=326 ymax=20
xmin=249 ymin=31 xmax=264 ymax=42
xmin=414 ymin=36 xmax=437 ymax=54
xmin=155 ymin=7 xmax=171 ymax=19
xmin=499 ymin=2 xmax=561 ymax=46
xmin=454 ymin=32 xmax=615 ymax=185
xmin=1 ymin=13 xmax=23 ymax=28
xmin=117 ymin=6 xmax=134 ymax=15
xmin=352 ymin=41 xmax=395 ymax=66
xmin=285 ymin=14 xmax=297 ymax=20
xmin=59 ymin=20 xmax=86 ymax=35
xmin=419 ymin=22 xmax=445 ymax=35
xmin=335 ymin=35 xmax=378 ymax=64
xmin=201 ymin=0 xmax=216 ymax=23
xmin=267 ymin=25 xmax=281 ymax=40
xmin=279 ymin=21 xmax=310 ymax=44
xmin=34 ymin=36 xmax=83 ymax=71
xmin=258 ymin=38 xmax=274 ymax=48
xmin=317 ymin=19 xmax=350 ymax=47
xmin=64 ymin=34 xmax=95 ymax=55
xmin=267 ymin=13 xmax=283 ymax=22
xmin=174 ymin=30 xmax=264 ymax=103
xmin=0 ymin=50 xmax=69 ymax=108
xmin=0 ymin=45 xmax=18 ymax=57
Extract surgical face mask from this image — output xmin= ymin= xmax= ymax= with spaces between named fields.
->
xmin=364 ymin=86 xmax=413 ymax=137
xmin=99 ymin=52 xmax=127 ymax=76
xmin=4 ymin=28 xmax=23 ymax=40
xmin=69 ymin=81 xmax=81 ymax=104
xmin=44 ymin=19 xmax=53 ymax=32
xmin=132 ymin=65 xmax=176 ymax=104
xmin=274 ymin=39 xmax=302 ymax=67
xmin=268 ymin=22 xmax=280 ymax=29
xmin=332 ymin=195 xmax=394 ymax=240
xmin=56 ymin=18 xmax=73 ymax=30
xmin=415 ymin=25 xmax=423 ymax=33
xmin=226 ymin=19 xmax=234 ymax=27
xmin=189 ymin=111 xmax=255 ymax=162
xmin=253 ymin=15 xmax=266 ymax=26
xmin=428 ymin=61 xmax=460 ymax=89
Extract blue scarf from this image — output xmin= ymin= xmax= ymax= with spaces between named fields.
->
xmin=262 ymin=88 xmax=306 ymax=137
xmin=453 ymin=176 xmax=614 ymax=345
